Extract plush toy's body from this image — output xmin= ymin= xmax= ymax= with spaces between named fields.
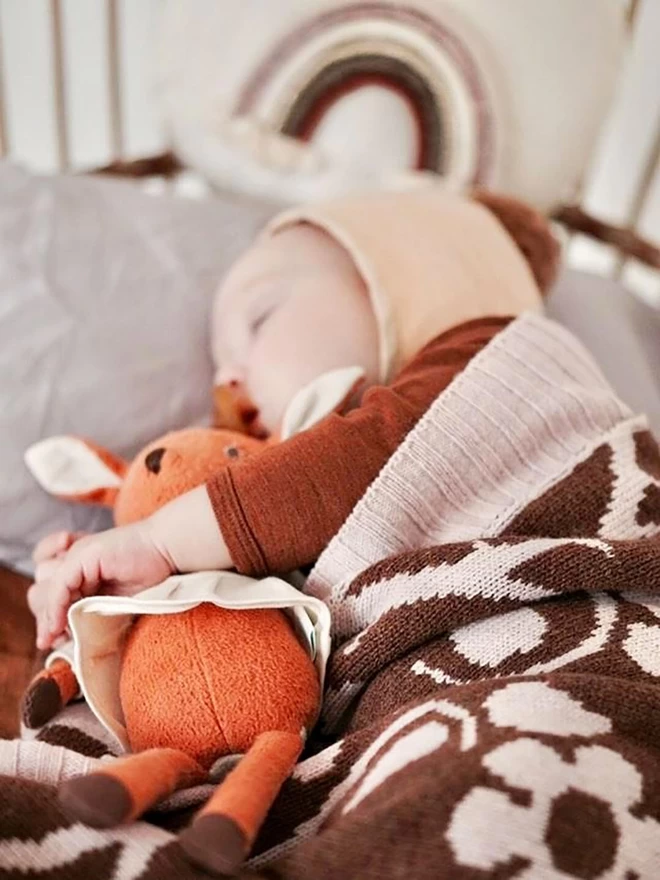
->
xmin=121 ymin=605 xmax=317 ymax=764
xmin=23 ymin=427 xmax=322 ymax=876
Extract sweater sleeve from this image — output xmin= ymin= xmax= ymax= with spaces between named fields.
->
xmin=207 ymin=317 xmax=510 ymax=576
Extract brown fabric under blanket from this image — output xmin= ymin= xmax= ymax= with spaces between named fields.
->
xmin=0 ymin=565 xmax=36 ymax=738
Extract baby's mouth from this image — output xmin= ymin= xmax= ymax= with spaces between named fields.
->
xmin=213 ymin=385 xmax=269 ymax=439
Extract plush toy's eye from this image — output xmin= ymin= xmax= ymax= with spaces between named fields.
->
xmin=145 ymin=447 xmax=165 ymax=474
xmin=224 ymin=446 xmax=240 ymax=459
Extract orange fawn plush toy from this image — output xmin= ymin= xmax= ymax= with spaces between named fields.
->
xmin=22 ymin=425 xmax=332 ymax=876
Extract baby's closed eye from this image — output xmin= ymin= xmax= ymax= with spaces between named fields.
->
xmin=249 ymin=305 xmax=277 ymax=337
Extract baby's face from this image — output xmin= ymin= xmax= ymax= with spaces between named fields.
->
xmin=212 ymin=224 xmax=379 ymax=434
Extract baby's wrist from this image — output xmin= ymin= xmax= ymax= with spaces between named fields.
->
xmin=146 ymin=485 xmax=232 ymax=573
xmin=142 ymin=516 xmax=178 ymax=574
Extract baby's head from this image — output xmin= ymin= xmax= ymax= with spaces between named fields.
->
xmin=212 ymin=223 xmax=379 ymax=435
xmin=212 ymin=187 xmax=560 ymax=436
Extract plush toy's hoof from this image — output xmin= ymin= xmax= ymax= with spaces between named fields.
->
xmin=59 ymin=774 xmax=133 ymax=828
xmin=179 ymin=814 xmax=248 ymax=877
xmin=22 ymin=677 xmax=63 ymax=728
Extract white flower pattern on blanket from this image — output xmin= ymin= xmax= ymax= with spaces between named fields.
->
xmin=447 ymin=684 xmax=660 ymax=879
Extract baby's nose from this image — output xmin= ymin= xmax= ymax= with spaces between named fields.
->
xmin=145 ymin=447 xmax=165 ymax=474
xmin=214 ymin=365 xmax=243 ymax=388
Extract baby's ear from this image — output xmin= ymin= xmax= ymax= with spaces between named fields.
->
xmin=24 ymin=436 xmax=127 ymax=507
xmin=472 ymin=189 xmax=561 ymax=294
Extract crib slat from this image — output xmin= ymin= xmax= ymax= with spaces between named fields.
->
xmin=50 ymin=0 xmax=70 ymax=170
xmin=60 ymin=0 xmax=113 ymax=169
xmin=0 ymin=9 xmax=7 ymax=157
xmin=107 ymin=0 xmax=123 ymax=159
xmin=627 ymin=0 xmax=642 ymax=27
xmin=613 ymin=120 xmax=660 ymax=280
xmin=116 ymin=0 xmax=165 ymax=157
xmin=0 ymin=1 xmax=60 ymax=171
xmin=581 ymin=0 xmax=660 ymax=232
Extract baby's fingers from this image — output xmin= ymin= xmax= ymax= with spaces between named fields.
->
xmin=30 ymin=560 xmax=70 ymax=647
xmin=51 ymin=561 xmax=85 ymax=615
xmin=33 ymin=531 xmax=83 ymax=564
xmin=34 ymin=558 xmax=63 ymax=584
xmin=41 ymin=584 xmax=74 ymax=650
xmin=27 ymin=581 xmax=46 ymax=617
xmin=39 ymin=560 xmax=86 ymax=649
xmin=35 ymin=608 xmax=54 ymax=652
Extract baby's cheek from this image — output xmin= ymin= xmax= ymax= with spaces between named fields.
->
xmin=246 ymin=323 xmax=303 ymax=432
xmin=246 ymin=307 xmax=366 ymax=432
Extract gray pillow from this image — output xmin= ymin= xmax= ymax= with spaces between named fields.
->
xmin=547 ymin=269 xmax=660 ymax=432
xmin=0 ymin=163 xmax=278 ymax=573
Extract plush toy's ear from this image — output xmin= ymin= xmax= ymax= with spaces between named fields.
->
xmin=24 ymin=436 xmax=127 ymax=507
xmin=472 ymin=189 xmax=561 ymax=295
xmin=280 ymin=366 xmax=365 ymax=441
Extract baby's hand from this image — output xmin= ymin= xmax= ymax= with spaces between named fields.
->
xmin=28 ymin=522 xmax=176 ymax=650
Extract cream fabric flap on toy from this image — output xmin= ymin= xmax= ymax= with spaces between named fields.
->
xmin=66 ymin=572 xmax=332 ymax=752
xmin=280 ymin=365 xmax=365 ymax=440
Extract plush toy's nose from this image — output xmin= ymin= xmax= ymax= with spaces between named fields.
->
xmin=144 ymin=447 xmax=165 ymax=474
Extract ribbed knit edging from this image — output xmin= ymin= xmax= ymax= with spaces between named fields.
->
xmin=307 ymin=313 xmax=636 ymax=600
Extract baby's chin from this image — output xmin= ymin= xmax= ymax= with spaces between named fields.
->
xmin=254 ymin=382 xmax=308 ymax=438
xmin=256 ymin=399 xmax=284 ymax=438
xmin=258 ymin=368 xmax=364 ymax=439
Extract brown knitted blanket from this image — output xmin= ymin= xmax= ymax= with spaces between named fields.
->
xmin=3 ymin=314 xmax=660 ymax=879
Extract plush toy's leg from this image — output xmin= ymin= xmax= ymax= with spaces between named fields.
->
xmin=22 ymin=658 xmax=79 ymax=728
xmin=59 ymin=747 xmax=206 ymax=828
xmin=179 ymin=729 xmax=304 ymax=877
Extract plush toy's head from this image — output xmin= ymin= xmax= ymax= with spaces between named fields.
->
xmin=25 ymin=366 xmax=364 ymax=522
xmin=25 ymin=427 xmax=267 ymax=526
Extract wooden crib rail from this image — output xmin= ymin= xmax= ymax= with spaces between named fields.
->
xmin=553 ymin=204 xmax=660 ymax=272
xmin=93 ymin=151 xmax=183 ymax=179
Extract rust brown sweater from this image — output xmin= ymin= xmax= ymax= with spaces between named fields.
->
xmin=207 ymin=317 xmax=509 ymax=576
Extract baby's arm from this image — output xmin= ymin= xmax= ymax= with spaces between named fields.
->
xmin=30 ymin=487 xmax=228 ymax=650
xmin=207 ymin=318 xmax=509 ymax=576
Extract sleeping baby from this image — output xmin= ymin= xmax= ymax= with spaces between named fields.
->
xmin=28 ymin=185 xmax=559 ymax=650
